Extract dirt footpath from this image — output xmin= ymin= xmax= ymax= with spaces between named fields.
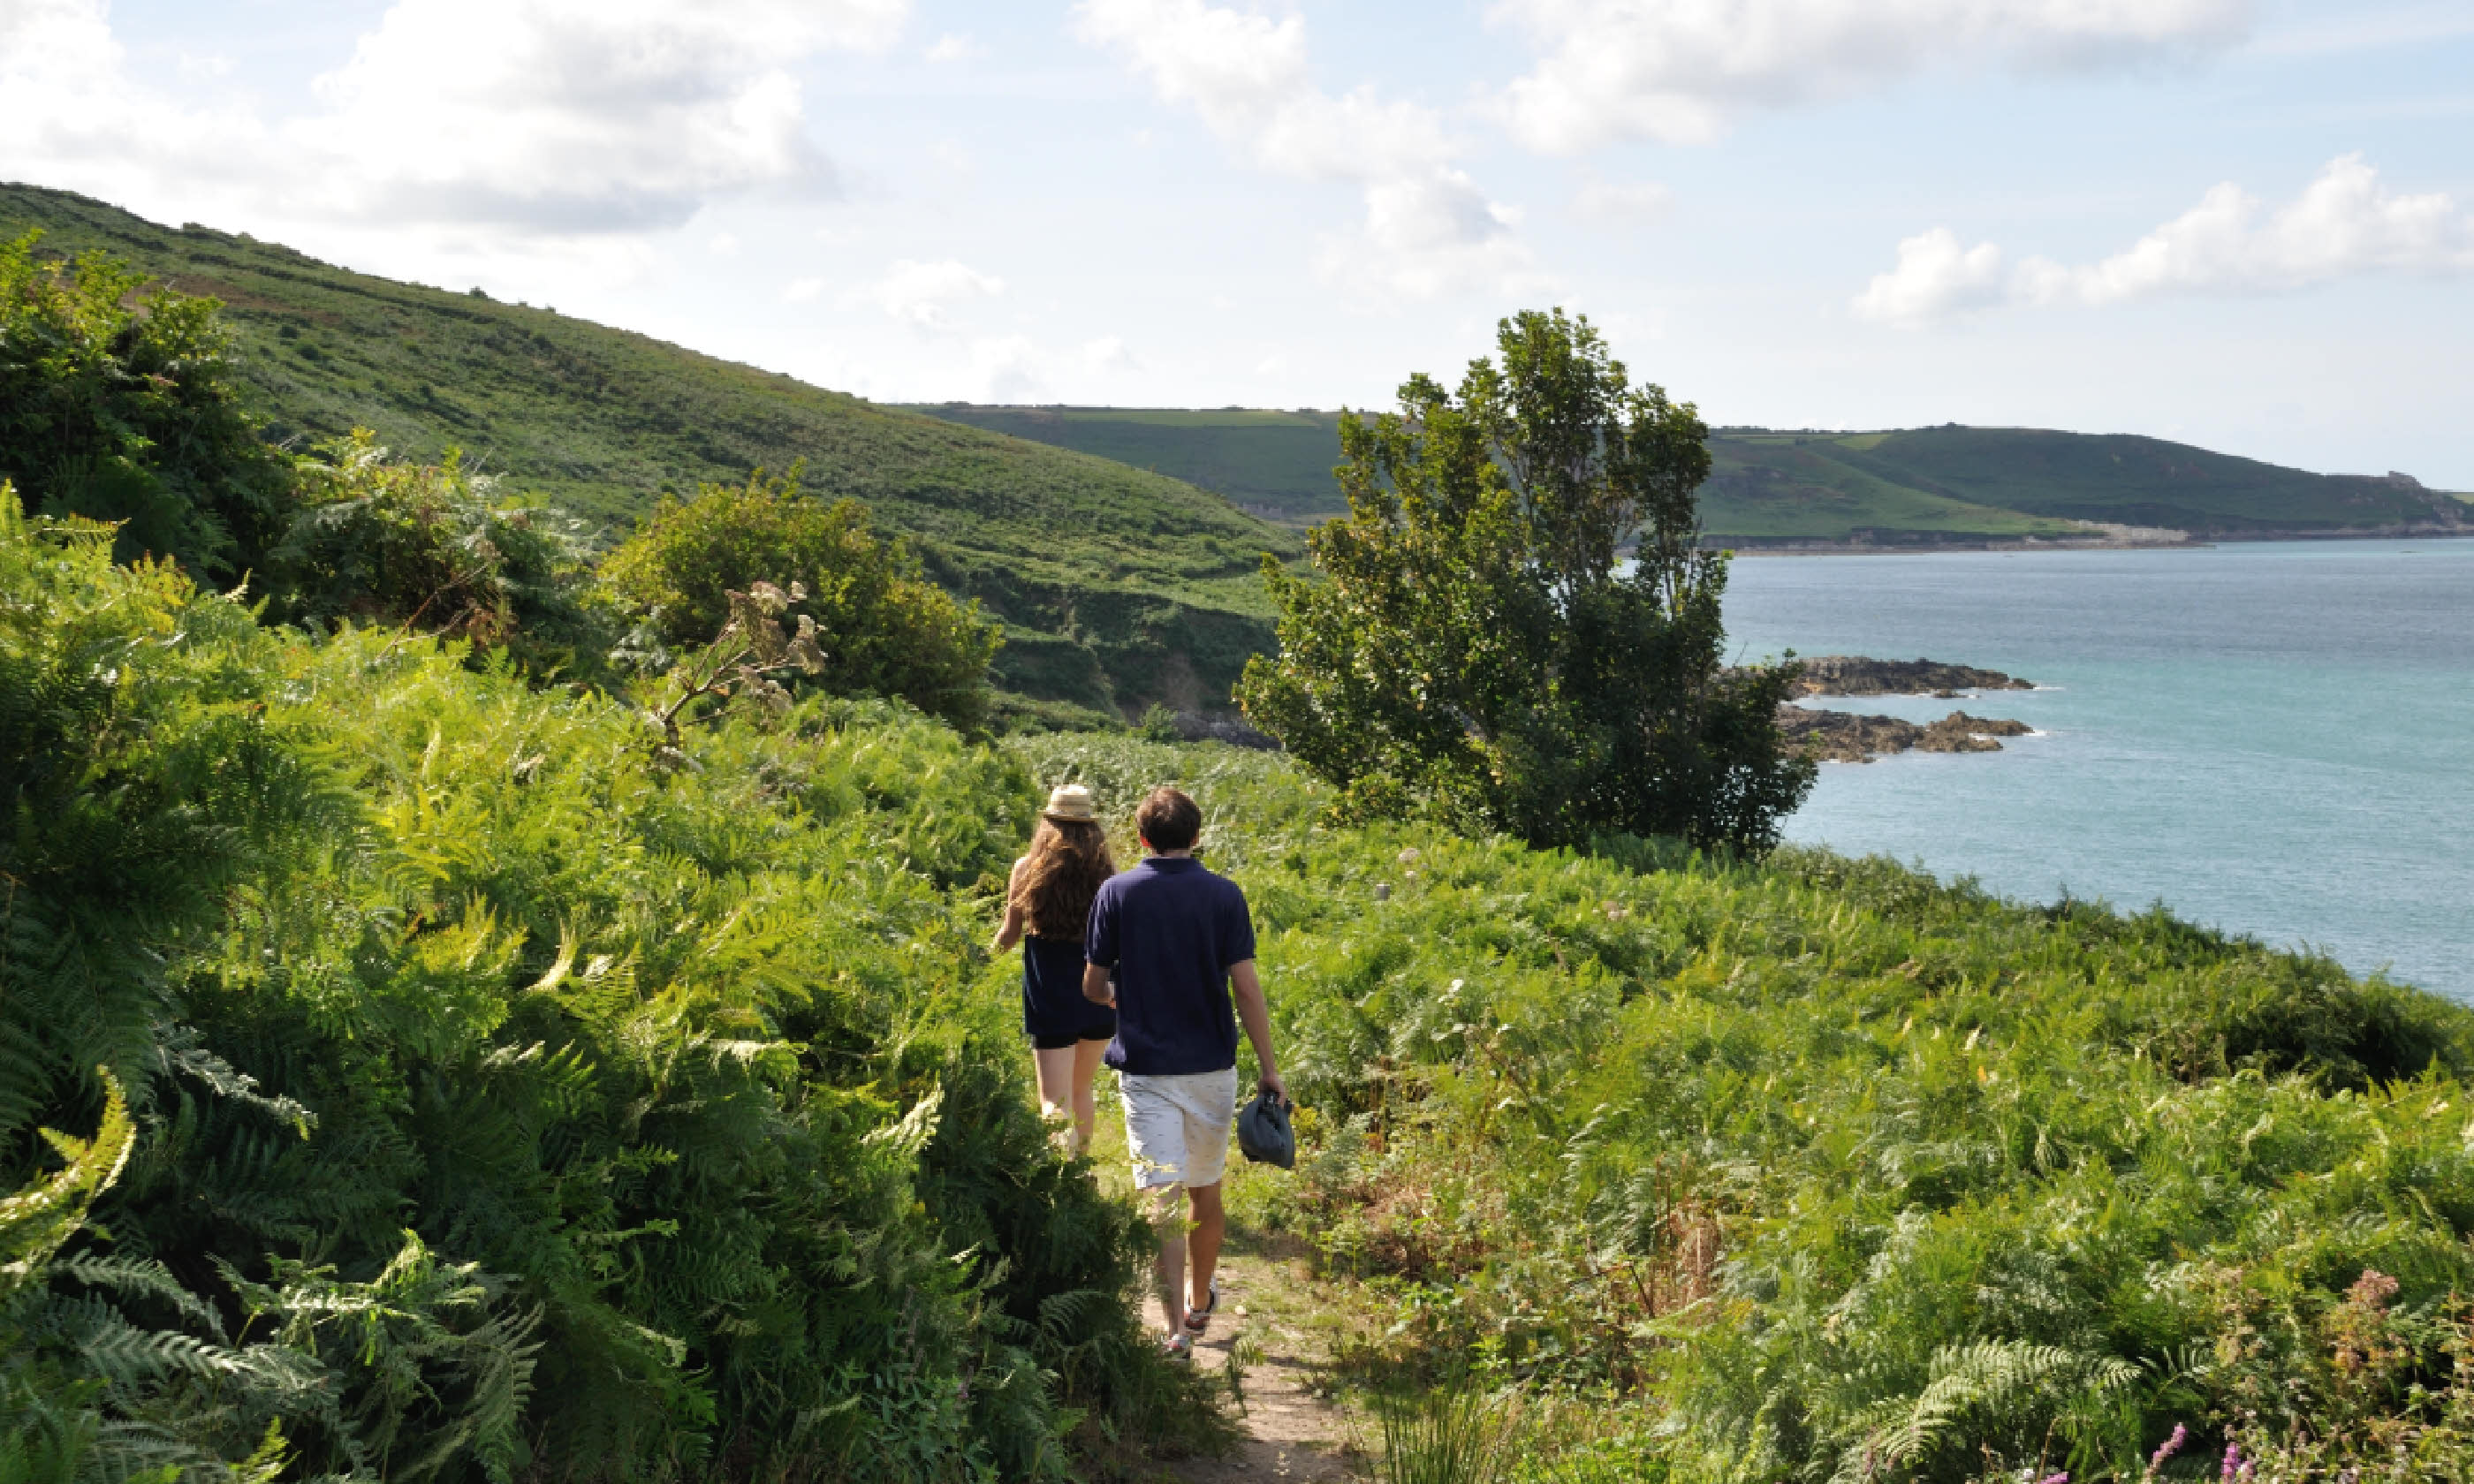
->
xmin=1166 ymin=1250 xmax=1359 ymax=1483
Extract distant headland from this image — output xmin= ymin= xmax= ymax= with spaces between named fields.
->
xmin=907 ymin=404 xmax=2474 ymax=550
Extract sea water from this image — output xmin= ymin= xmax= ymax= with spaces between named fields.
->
xmin=1719 ymin=538 xmax=2474 ymax=1002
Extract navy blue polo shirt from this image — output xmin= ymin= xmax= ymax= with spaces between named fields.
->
xmin=1083 ymin=855 xmax=1256 ymax=1076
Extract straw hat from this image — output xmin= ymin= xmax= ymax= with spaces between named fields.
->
xmin=1040 ymin=784 xmax=1097 ymax=824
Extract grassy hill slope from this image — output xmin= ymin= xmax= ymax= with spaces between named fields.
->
xmin=913 ymin=404 xmax=1347 ymax=524
xmin=1827 ymin=424 xmax=2469 ymax=535
xmin=1702 ymin=430 xmax=2085 ymax=542
xmin=911 ymin=404 xmax=2471 ymax=545
xmin=0 ymin=182 xmax=1300 ymax=716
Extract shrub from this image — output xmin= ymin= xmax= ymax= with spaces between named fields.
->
xmin=0 ymin=232 xmax=296 ymax=579
xmin=271 ymin=429 xmax=609 ymax=670
xmin=602 ymin=467 xmax=1001 ymax=733
xmin=1236 ymin=310 xmax=1812 ymax=852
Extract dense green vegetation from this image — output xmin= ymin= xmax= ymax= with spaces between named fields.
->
xmin=0 ymin=184 xmax=1299 ymax=716
xmin=19 ymin=496 xmax=2474 ymax=1479
xmin=910 ymin=405 xmax=2472 ymax=545
xmin=0 ymin=231 xmax=295 ymax=578
xmin=1007 ymin=734 xmax=2474 ymax=1482
xmin=1238 ymin=312 xmax=1811 ymax=852
xmin=0 ymin=500 xmax=1220 ymax=1482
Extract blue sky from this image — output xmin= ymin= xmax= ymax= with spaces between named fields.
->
xmin=6 ymin=0 xmax=2471 ymax=485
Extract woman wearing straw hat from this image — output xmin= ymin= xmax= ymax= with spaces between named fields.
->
xmin=991 ymin=784 xmax=1119 ymax=1153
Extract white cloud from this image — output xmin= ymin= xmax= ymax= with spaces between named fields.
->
xmin=2251 ymin=5 xmax=2474 ymax=57
xmin=852 ymin=258 xmax=1005 ymax=329
xmin=1491 ymin=0 xmax=2253 ymax=151
xmin=177 ymin=51 xmax=233 ymax=79
xmin=1573 ymin=178 xmax=1673 ymax=224
xmin=1320 ymin=170 xmax=1541 ymax=299
xmin=1851 ymin=227 xmax=2009 ymax=323
xmin=710 ymin=232 xmax=742 ymax=256
xmin=0 ymin=0 xmax=271 ymax=214
xmin=1856 ymin=155 xmax=2474 ymax=325
xmin=0 ymin=0 xmax=907 ymax=276
xmin=785 ymin=276 xmax=825 ymax=302
xmin=1073 ymin=0 xmax=1536 ymax=299
xmin=924 ymin=31 xmax=985 ymax=62
xmin=1081 ymin=336 xmax=1141 ymax=374
xmin=297 ymin=0 xmax=903 ymax=232
xmin=969 ymin=336 xmax=1045 ymax=402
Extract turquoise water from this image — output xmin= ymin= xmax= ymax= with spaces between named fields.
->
xmin=1720 ymin=539 xmax=2474 ymax=1002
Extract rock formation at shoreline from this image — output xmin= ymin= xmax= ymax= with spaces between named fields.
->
xmin=1795 ymin=655 xmax=2033 ymax=697
xmin=1777 ymin=705 xmax=2034 ymax=763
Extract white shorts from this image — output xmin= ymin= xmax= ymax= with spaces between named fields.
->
xmin=1119 ymin=1066 xmax=1239 ymax=1192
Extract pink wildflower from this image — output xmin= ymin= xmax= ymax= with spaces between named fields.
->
xmin=2146 ymin=1423 xmax=2189 ymax=1477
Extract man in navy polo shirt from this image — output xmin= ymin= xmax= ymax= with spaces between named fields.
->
xmin=1082 ymin=785 xmax=1286 ymax=1354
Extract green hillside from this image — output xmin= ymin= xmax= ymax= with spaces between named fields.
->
xmin=1702 ymin=430 xmax=2084 ymax=542
xmin=911 ymin=404 xmax=2471 ymax=545
xmin=913 ymin=404 xmax=1347 ymax=523
xmin=0 ymin=182 xmax=1300 ymax=717
xmin=1825 ymin=424 xmax=2470 ymax=535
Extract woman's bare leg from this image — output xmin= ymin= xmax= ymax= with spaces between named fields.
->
xmin=1033 ymin=1046 xmax=1076 ymax=1146
xmin=1070 ymin=1039 xmax=1109 ymax=1155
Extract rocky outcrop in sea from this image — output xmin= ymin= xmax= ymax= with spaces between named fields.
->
xmin=1795 ymin=655 xmax=2033 ymax=697
xmin=1776 ymin=706 xmax=2034 ymax=763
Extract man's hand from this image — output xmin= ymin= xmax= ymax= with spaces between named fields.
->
xmin=1081 ymin=960 xmax=1115 ymax=1006
xmin=1256 ymin=1071 xmax=1289 ymax=1109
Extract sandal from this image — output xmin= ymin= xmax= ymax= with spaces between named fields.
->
xmin=1164 ymin=1332 xmax=1194 ymax=1360
xmin=1182 ymin=1276 xmax=1219 ymax=1337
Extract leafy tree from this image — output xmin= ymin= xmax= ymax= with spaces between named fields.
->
xmin=0 ymin=232 xmax=296 ymax=579
xmin=602 ymin=466 xmax=1002 ymax=733
xmin=271 ymin=429 xmax=608 ymax=670
xmin=1236 ymin=309 xmax=1813 ymax=851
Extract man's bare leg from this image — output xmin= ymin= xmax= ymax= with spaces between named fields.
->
xmin=1185 ymin=1181 xmax=1225 ymax=1319
xmin=1149 ymin=1183 xmax=1188 ymax=1335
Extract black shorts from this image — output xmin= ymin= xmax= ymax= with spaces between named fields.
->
xmin=1022 ymin=935 xmax=1117 ymax=1050
xmin=1029 ymin=1027 xmax=1116 ymax=1051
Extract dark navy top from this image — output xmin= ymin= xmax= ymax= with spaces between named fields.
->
xmin=1084 ymin=856 xmax=1256 ymax=1076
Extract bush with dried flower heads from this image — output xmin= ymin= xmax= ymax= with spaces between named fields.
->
xmin=602 ymin=465 xmax=1002 ymax=734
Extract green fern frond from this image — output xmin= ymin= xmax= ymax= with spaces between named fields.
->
xmin=0 ymin=1069 xmax=133 ymax=1299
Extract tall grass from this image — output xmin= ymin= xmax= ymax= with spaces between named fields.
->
xmin=1372 ymin=1378 xmax=1514 ymax=1484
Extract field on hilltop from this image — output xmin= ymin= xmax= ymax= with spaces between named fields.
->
xmin=0 ymin=183 xmax=1300 ymax=718
xmin=913 ymin=404 xmax=1348 ymax=525
xmin=914 ymin=404 xmax=2472 ymax=545
xmin=1714 ymin=425 xmax=2472 ymax=542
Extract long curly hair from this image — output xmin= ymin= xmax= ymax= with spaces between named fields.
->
xmin=1016 ymin=816 xmax=1115 ymax=941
